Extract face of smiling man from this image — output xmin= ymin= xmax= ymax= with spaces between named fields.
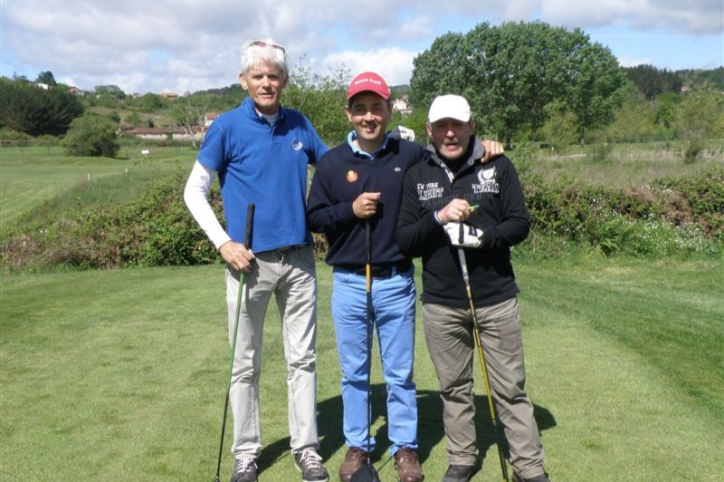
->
xmin=426 ymin=118 xmax=476 ymax=161
xmin=239 ymin=62 xmax=288 ymax=116
xmin=345 ymin=91 xmax=392 ymax=153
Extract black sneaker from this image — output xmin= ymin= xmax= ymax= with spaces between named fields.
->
xmin=294 ymin=447 xmax=330 ymax=482
xmin=230 ymin=456 xmax=258 ymax=482
xmin=512 ymin=472 xmax=550 ymax=482
xmin=442 ymin=464 xmax=475 ymax=482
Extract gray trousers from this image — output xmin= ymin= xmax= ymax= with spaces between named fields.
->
xmin=422 ymin=298 xmax=545 ymax=479
xmin=225 ymin=245 xmax=319 ymax=459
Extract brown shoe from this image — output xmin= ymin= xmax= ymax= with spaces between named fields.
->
xmin=338 ymin=447 xmax=369 ymax=482
xmin=394 ymin=447 xmax=424 ymax=482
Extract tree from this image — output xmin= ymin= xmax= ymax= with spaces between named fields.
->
xmin=133 ymin=92 xmax=167 ymax=111
xmin=35 ymin=71 xmax=58 ymax=87
xmin=172 ymin=98 xmax=204 ymax=148
xmin=94 ymin=84 xmax=126 ymax=100
xmin=0 ymin=78 xmax=84 ymax=136
xmin=63 ymin=114 xmax=120 ymax=157
xmin=410 ymin=21 xmax=628 ymax=145
xmin=283 ymin=59 xmax=350 ymax=145
xmin=623 ymin=65 xmax=683 ymax=100
xmin=674 ymin=83 xmax=724 ymax=141
xmin=603 ymin=84 xmax=658 ymax=143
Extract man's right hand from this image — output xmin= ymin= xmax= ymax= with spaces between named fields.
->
xmin=219 ymin=241 xmax=255 ymax=272
xmin=353 ymin=192 xmax=382 ymax=219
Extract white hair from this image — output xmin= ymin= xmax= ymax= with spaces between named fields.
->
xmin=240 ymin=38 xmax=288 ymax=78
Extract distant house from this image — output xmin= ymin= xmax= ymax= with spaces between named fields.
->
xmin=159 ymin=92 xmax=179 ymax=100
xmin=69 ymin=86 xmax=92 ymax=96
xmin=122 ymin=126 xmax=205 ymax=142
xmin=204 ymin=112 xmax=220 ymax=127
xmin=392 ymin=96 xmax=412 ymax=115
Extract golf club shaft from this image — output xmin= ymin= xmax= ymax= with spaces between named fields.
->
xmin=364 ymin=220 xmax=373 ymax=457
xmin=457 ymin=248 xmax=510 ymax=482
xmin=215 ymin=203 xmax=255 ymax=482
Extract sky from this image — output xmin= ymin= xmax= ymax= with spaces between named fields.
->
xmin=1 ymin=0 xmax=722 ymax=95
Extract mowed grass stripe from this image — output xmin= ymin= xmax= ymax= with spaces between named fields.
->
xmin=518 ymin=260 xmax=723 ymax=415
xmin=517 ymin=259 xmax=723 ymax=482
xmin=519 ymin=300 xmax=722 ymax=482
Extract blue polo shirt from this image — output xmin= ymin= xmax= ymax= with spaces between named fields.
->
xmin=197 ymin=97 xmax=328 ymax=253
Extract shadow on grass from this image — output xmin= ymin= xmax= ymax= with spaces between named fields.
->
xmin=256 ymin=385 xmax=556 ymax=474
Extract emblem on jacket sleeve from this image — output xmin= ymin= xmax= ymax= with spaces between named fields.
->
xmin=292 ymin=139 xmax=303 ymax=150
xmin=346 ymin=170 xmax=358 ymax=183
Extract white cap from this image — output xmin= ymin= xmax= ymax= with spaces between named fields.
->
xmin=428 ymin=95 xmax=471 ymax=123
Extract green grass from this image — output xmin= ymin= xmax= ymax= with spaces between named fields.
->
xmin=0 ymin=146 xmax=193 ymax=230
xmin=1 ymin=258 xmax=722 ymax=482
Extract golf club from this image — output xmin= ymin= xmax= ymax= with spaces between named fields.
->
xmin=351 ymin=220 xmax=381 ymax=482
xmin=456 ymin=247 xmax=510 ymax=482
xmin=214 ymin=203 xmax=255 ymax=482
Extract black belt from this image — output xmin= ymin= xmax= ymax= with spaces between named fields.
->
xmin=276 ymin=244 xmax=306 ymax=252
xmin=340 ymin=260 xmax=412 ymax=278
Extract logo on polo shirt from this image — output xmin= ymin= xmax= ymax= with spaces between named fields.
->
xmin=346 ymin=170 xmax=358 ymax=183
xmin=292 ymin=139 xmax=303 ymax=150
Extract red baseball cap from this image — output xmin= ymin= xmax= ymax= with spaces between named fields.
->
xmin=346 ymin=71 xmax=391 ymax=100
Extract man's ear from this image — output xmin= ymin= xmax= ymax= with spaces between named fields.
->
xmin=238 ymin=73 xmax=248 ymax=91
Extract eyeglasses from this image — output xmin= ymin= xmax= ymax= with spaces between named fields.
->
xmin=251 ymin=41 xmax=286 ymax=54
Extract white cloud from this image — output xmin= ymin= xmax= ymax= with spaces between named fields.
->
xmin=322 ymin=48 xmax=420 ymax=87
xmin=541 ymin=0 xmax=723 ymax=34
xmin=1 ymin=0 xmax=721 ymax=94
xmin=617 ymin=55 xmax=655 ymax=68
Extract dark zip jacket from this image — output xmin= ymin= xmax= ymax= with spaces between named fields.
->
xmin=395 ymin=138 xmax=530 ymax=307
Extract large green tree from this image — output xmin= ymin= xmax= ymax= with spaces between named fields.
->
xmin=0 ymin=78 xmax=84 ymax=136
xmin=410 ymin=21 xmax=628 ymax=145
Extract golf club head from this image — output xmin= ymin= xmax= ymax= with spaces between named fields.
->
xmin=350 ymin=462 xmax=381 ymax=482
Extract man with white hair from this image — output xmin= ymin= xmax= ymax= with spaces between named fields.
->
xmin=185 ymin=38 xmax=329 ymax=482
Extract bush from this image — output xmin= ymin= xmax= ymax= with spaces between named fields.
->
xmin=1 ymin=171 xmax=221 ymax=272
xmin=521 ymin=165 xmax=722 ymax=258
xmin=63 ymin=114 xmax=120 ymax=157
xmin=652 ymin=164 xmax=724 ymax=242
xmin=684 ymin=139 xmax=703 ymax=164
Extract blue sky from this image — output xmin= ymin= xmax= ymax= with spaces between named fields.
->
xmin=1 ymin=0 xmax=722 ymax=94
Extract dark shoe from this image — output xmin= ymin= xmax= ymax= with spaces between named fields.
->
xmin=442 ymin=465 xmax=475 ymax=482
xmin=339 ymin=447 xmax=369 ymax=482
xmin=294 ymin=448 xmax=330 ymax=482
xmin=394 ymin=447 xmax=424 ymax=482
xmin=512 ymin=472 xmax=550 ymax=482
xmin=230 ymin=456 xmax=258 ymax=482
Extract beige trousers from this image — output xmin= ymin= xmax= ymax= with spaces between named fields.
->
xmin=225 ymin=245 xmax=319 ymax=459
xmin=422 ymin=298 xmax=545 ymax=479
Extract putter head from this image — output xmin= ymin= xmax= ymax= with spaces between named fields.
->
xmin=350 ymin=462 xmax=381 ymax=482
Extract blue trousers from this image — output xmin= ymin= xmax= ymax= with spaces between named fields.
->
xmin=331 ymin=265 xmax=418 ymax=455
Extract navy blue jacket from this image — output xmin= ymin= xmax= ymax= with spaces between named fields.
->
xmin=307 ymin=137 xmax=429 ymax=268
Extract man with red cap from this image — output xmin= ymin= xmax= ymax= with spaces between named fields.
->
xmin=308 ymin=73 xmax=503 ymax=482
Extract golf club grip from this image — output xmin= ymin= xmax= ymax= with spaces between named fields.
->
xmin=244 ymin=204 xmax=255 ymax=249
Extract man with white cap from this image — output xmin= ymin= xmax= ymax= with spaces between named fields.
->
xmin=396 ymin=94 xmax=550 ymax=482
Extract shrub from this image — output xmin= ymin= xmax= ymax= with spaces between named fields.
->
xmin=684 ymin=139 xmax=703 ymax=164
xmin=63 ymin=114 xmax=120 ymax=157
xmin=1 ymin=171 xmax=221 ymax=272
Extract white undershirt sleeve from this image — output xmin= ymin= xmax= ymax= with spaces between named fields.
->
xmin=183 ymin=161 xmax=231 ymax=249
